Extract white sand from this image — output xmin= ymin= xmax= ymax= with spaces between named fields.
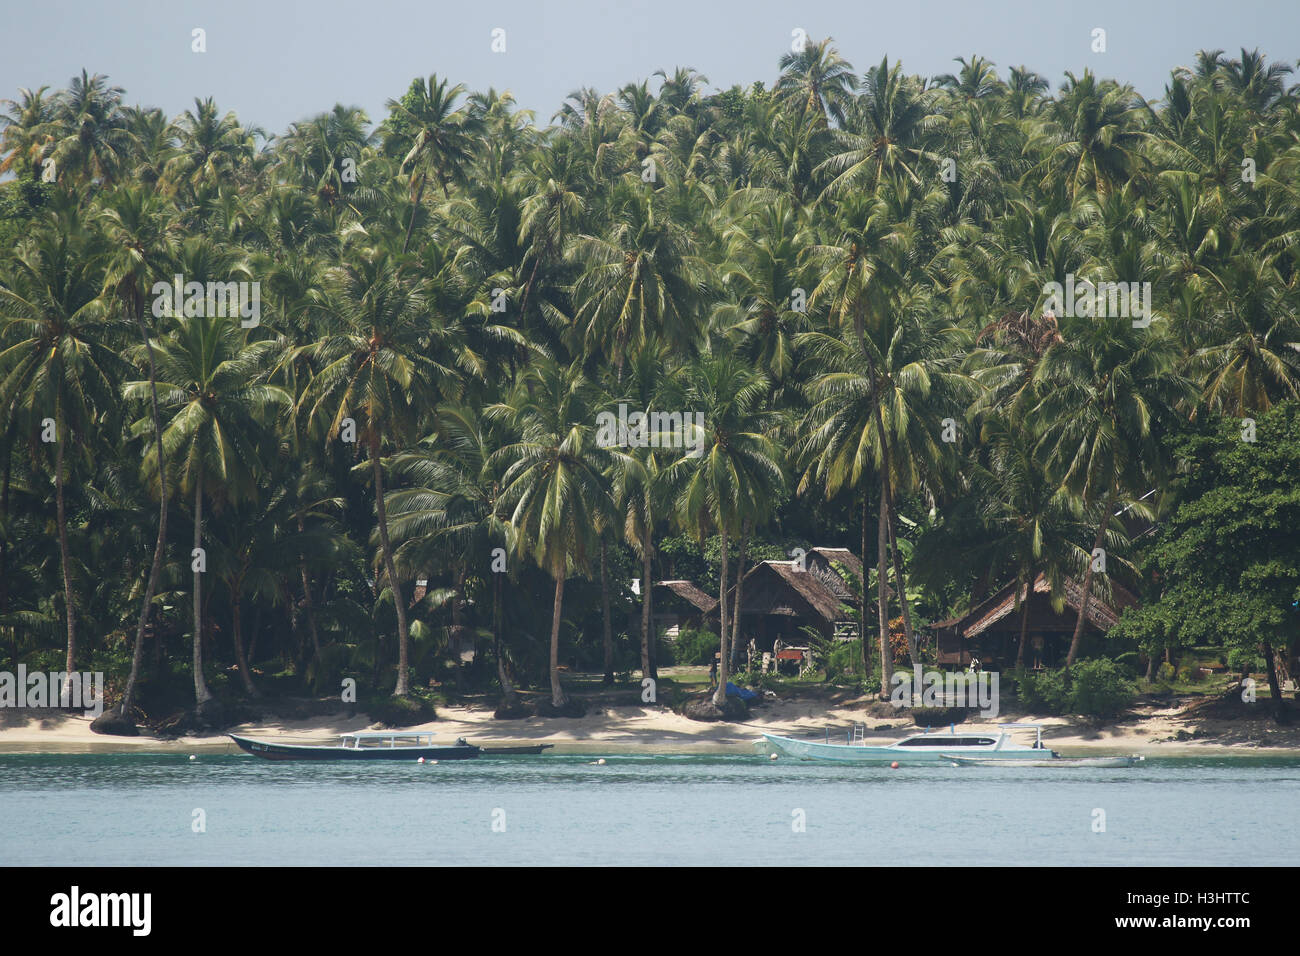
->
xmin=2 ymin=696 xmax=1297 ymax=755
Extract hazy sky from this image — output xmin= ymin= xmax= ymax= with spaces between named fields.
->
xmin=2 ymin=0 xmax=1297 ymax=137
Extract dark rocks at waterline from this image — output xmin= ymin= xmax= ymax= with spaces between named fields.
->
xmin=89 ymin=707 xmax=139 ymax=737
xmin=682 ymin=696 xmax=749 ymax=722
xmin=531 ymin=698 xmax=588 ymax=718
xmin=493 ymin=697 xmax=530 ymax=720
xmin=909 ymin=706 xmax=972 ymax=727
xmin=365 ymin=695 xmax=438 ymax=727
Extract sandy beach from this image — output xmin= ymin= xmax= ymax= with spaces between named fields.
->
xmin=3 ymin=696 xmax=1299 ymax=756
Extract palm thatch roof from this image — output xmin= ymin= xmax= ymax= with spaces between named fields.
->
xmin=938 ymin=573 xmax=1137 ymax=639
xmin=655 ymin=580 xmax=718 ymax=613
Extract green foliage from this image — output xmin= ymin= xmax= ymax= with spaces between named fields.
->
xmin=365 ymin=691 xmax=438 ymax=727
xmin=2 ymin=47 xmax=1298 ymax=721
xmin=669 ymin=627 xmax=719 ymax=666
xmin=1111 ymin=402 xmax=1300 ymax=664
xmin=1017 ymin=659 xmax=1137 ymax=718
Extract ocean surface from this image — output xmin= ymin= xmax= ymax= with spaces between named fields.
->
xmin=2 ymin=752 xmax=1297 ymax=866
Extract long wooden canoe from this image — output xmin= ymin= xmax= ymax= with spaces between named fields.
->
xmin=229 ymin=732 xmax=480 ymax=761
xmin=477 ymin=744 xmax=555 ymax=755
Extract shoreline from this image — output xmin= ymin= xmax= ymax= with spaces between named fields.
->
xmin=3 ymin=700 xmax=1299 ymax=757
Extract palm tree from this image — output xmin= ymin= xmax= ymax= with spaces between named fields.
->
xmin=294 ymin=248 xmax=456 ymax=696
xmin=568 ymin=182 xmax=704 ymax=377
xmin=95 ymin=186 xmax=180 ymax=720
xmin=45 ymin=71 xmax=130 ymax=187
xmin=385 ymin=402 xmax=519 ymax=704
xmin=383 ymin=75 xmax=479 ymax=252
xmin=1030 ymin=309 xmax=1192 ymax=665
xmin=0 ymin=87 xmax=55 ymax=179
xmin=493 ymin=359 xmax=612 ymax=708
xmin=1030 ymin=70 xmax=1150 ymax=201
xmin=976 ymin=415 xmax=1086 ymax=666
xmin=128 ymin=311 xmax=289 ymax=705
xmin=817 ymin=58 xmax=939 ymax=199
xmin=164 ymin=98 xmax=258 ymax=200
xmin=662 ymin=353 xmax=785 ymax=707
xmin=0 ymin=222 xmax=125 ymax=700
xmin=775 ymin=37 xmax=856 ymax=127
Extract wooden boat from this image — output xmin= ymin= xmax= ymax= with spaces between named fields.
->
xmin=945 ymin=753 xmax=1144 ymax=768
xmin=761 ymin=722 xmax=1056 ymax=764
xmin=477 ymin=743 xmax=554 ymax=755
xmin=229 ymin=731 xmax=480 ymax=761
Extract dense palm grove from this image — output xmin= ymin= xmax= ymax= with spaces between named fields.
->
xmin=2 ymin=42 xmax=1298 ymax=729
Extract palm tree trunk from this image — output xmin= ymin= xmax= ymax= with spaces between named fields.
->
xmin=713 ymin=526 xmax=729 ymax=708
xmin=600 ymin=537 xmax=614 ymax=685
xmin=1065 ymin=493 xmax=1115 ymax=667
xmin=53 ymin=419 xmax=76 ymax=704
xmin=122 ymin=311 xmax=166 ymax=718
xmin=886 ymin=501 xmax=920 ymax=666
xmin=518 ymin=253 xmax=542 ymax=327
xmin=877 ymin=484 xmax=893 ymax=698
xmin=230 ymin=594 xmax=258 ymax=696
xmin=859 ymin=494 xmax=869 ymax=677
xmin=1262 ymin=640 xmax=1287 ymax=724
xmin=297 ymin=517 xmax=322 ymax=665
xmin=494 ymin=571 xmax=515 ymax=702
xmin=862 ymin=342 xmax=917 ymax=673
xmin=372 ymin=441 xmax=412 ymax=697
xmin=640 ymin=542 xmax=653 ymax=679
xmin=1016 ymin=578 xmax=1032 ymax=668
xmin=192 ymin=476 xmax=213 ymax=705
xmin=549 ymin=572 xmax=567 ymax=707
xmin=729 ymin=522 xmax=750 ymax=671
xmin=400 ymin=172 xmax=428 ymax=254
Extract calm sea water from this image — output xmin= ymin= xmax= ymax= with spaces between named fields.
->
xmin=2 ymin=753 xmax=1297 ymax=866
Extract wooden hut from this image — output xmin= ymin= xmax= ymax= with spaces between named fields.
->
xmin=930 ymin=573 xmax=1138 ymax=670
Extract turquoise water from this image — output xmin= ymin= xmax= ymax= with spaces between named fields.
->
xmin=2 ymin=753 xmax=1297 ymax=865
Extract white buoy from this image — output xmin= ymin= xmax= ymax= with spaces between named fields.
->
xmin=429 ymin=760 xmax=438 ymax=765
xmin=417 ymin=757 xmax=425 ymax=764
xmin=769 ymin=753 xmax=779 ymax=760
xmin=596 ymin=758 xmax=606 ymax=765
xmin=189 ymin=755 xmax=197 ymax=761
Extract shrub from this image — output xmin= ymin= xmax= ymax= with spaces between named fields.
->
xmin=671 ymin=627 xmax=719 ymax=666
xmin=1019 ymin=659 xmax=1136 ymax=719
xmin=1068 ymin=659 xmax=1137 ymax=718
xmin=823 ymin=639 xmax=866 ymax=682
xmin=366 ymin=692 xmax=437 ymax=727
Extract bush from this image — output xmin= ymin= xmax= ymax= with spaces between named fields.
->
xmin=1018 ymin=659 xmax=1136 ymax=719
xmin=656 ymin=634 xmax=677 ymax=666
xmin=1068 ymin=659 xmax=1137 ymax=718
xmin=823 ymin=639 xmax=866 ymax=683
xmin=365 ymin=692 xmax=437 ymax=727
xmin=670 ymin=627 xmax=719 ymax=666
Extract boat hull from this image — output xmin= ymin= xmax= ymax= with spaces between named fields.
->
xmin=478 ymin=744 xmax=554 ymax=755
xmin=229 ymin=734 xmax=480 ymax=761
xmin=761 ymin=733 xmax=1049 ymax=763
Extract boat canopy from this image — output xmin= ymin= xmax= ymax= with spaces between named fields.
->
xmin=997 ymin=723 xmax=1045 ymax=748
xmin=339 ymin=731 xmax=435 ymax=740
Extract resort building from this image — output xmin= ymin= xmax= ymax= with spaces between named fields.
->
xmin=704 ymin=548 xmax=864 ymax=656
xmin=929 ymin=573 xmax=1138 ymax=670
